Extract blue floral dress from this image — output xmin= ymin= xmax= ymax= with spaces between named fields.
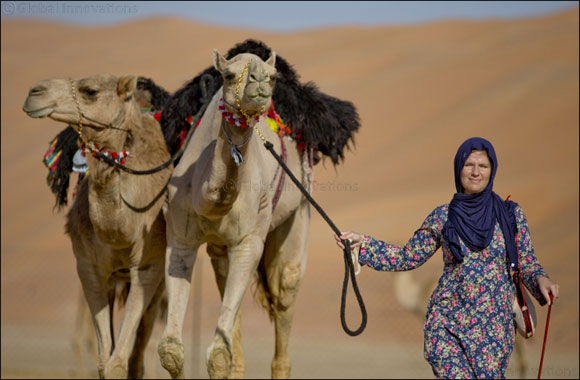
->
xmin=359 ymin=203 xmax=548 ymax=379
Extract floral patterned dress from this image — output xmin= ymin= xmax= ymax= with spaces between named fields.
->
xmin=359 ymin=203 xmax=548 ymax=379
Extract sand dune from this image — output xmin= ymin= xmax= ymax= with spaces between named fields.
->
xmin=1 ymin=8 xmax=578 ymax=378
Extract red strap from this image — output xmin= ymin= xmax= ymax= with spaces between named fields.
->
xmin=537 ymin=293 xmax=554 ymax=379
xmin=271 ymin=134 xmax=287 ymax=211
xmin=513 ymin=270 xmax=534 ymax=337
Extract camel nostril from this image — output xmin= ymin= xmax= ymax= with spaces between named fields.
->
xmin=29 ymin=85 xmax=47 ymax=96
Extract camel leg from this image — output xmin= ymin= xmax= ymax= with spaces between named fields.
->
xmin=72 ymin=289 xmax=97 ymax=377
xmin=159 ymin=242 xmax=200 ymax=379
xmin=262 ymin=204 xmax=309 ymax=379
xmin=104 ymin=252 xmax=165 ymax=379
xmin=76 ymin=259 xmax=114 ymax=379
xmin=207 ymin=236 xmax=264 ymax=379
xmin=208 ymin=246 xmax=246 ymax=379
xmin=128 ymin=279 xmax=165 ymax=379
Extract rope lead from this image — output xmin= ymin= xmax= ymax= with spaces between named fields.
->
xmin=264 ymin=141 xmax=367 ymax=336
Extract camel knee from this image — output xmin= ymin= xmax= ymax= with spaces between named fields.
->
xmin=158 ymin=336 xmax=185 ymax=379
xmin=278 ymin=264 xmax=301 ymax=309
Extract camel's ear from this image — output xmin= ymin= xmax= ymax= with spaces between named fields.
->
xmin=266 ymin=51 xmax=276 ymax=67
xmin=212 ymin=49 xmax=228 ymax=73
xmin=117 ymin=75 xmax=137 ymax=101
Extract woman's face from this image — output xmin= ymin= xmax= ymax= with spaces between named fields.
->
xmin=461 ymin=150 xmax=492 ymax=194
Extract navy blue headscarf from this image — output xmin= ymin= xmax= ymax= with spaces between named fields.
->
xmin=442 ymin=137 xmax=518 ymax=268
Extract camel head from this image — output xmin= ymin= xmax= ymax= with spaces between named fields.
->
xmin=23 ymin=73 xmax=139 ymax=136
xmin=213 ymin=50 xmax=277 ymax=118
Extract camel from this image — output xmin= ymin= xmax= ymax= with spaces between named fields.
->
xmin=32 ymin=40 xmax=359 ymax=380
xmin=37 ymin=76 xmax=172 ymax=379
xmin=155 ymin=39 xmax=359 ymax=380
xmin=23 ymin=73 xmax=172 ymax=378
xmin=156 ymin=49 xmax=310 ymax=379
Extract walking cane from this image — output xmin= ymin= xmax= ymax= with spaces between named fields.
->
xmin=537 ymin=293 xmax=554 ymax=379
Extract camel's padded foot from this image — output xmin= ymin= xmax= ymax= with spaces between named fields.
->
xmin=158 ymin=336 xmax=185 ymax=379
xmin=271 ymin=357 xmax=291 ymax=379
xmin=104 ymin=356 xmax=128 ymax=379
xmin=229 ymin=359 xmax=246 ymax=379
xmin=208 ymin=344 xmax=232 ymax=379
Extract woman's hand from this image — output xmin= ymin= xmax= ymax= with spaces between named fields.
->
xmin=537 ymin=276 xmax=560 ymax=305
xmin=334 ymin=231 xmax=364 ymax=250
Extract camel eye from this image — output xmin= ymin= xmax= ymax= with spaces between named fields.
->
xmin=224 ymin=72 xmax=236 ymax=82
xmin=80 ymin=87 xmax=99 ymax=97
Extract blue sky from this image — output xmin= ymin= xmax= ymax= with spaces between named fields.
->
xmin=1 ymin=1 xmax=577 ymax=31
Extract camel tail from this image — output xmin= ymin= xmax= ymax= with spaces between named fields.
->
xmin=252 ymin=262 xmax=275 ymax=322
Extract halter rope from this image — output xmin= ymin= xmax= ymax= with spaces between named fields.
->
xmin=260 ymin=137 xmax=368 ymax=336
xmin=68 ymin=78 xmax=190 ymax=175
xmin=228 ymin=61 xmax=367 ymax=335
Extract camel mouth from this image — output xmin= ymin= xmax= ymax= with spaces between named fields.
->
xmin=24 ymin=106 xmax=54 ymax=118
xmin=248 ymin=94 xmax=271 ymax=105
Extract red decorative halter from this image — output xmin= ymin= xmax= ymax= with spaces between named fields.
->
xmin=81 ymin=142 xmax=129 ymax=166
xmin=218 ymin=97 xmax=261 ymax=128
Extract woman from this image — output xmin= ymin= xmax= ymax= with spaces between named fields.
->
xmin=335 ymin=137 xmax=559 ymax=379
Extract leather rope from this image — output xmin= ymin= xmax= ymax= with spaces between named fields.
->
xmin=81 ymin=104 xmax=205 ymax=176
xmin=263 ymin=140 xmax=367 ymax=336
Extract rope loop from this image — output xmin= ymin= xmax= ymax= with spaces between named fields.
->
xmin=263 ymin=141 xmax=367 ymax=336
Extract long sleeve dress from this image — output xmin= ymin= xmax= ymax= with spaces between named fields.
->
xmin=358 ymin=203 xmax=548 ymax=379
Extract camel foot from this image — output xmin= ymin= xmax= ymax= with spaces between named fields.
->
xmin=208 ymin=344 xmax=232 ymax=379
xmin=104 ymin=357 xmax=128 ymax=379
xmin=229 ymin=359 xmax=246 ymax=379
xmin=158 ymin=336 xmax=185 ymax=379
xmin=272 ymin=357 xmax=291 ymax=379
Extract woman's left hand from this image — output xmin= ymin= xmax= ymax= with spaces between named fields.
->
xmin=334 ymin=231 xmax=363 ymax=250
xmin=537 ymin=276 xmax=560 ymax=305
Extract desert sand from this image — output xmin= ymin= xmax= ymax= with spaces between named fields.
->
xmin=1 ymin=8 xmax=578 ymax=379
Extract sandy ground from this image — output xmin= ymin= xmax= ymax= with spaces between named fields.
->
xmin=2 ymin=7 xmax=579 ymax=379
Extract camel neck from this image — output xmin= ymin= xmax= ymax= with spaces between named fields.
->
xmin=85 ymin=109 xmax=170 ymax=245
xmin=197 ymin=118 xmax=255 ymax=217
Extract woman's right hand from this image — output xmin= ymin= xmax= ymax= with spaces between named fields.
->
xmin=334 ymin=231 xmax=364 ymax=250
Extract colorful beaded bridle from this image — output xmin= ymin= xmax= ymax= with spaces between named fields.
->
xmin=68 ymin=78 xmax=131 ymax=166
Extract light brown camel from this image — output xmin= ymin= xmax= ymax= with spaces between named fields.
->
xmin=23 ymin=73 xmax=172 ymax=379
xmin=158 ymin=51 xmax=310 ymax=379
